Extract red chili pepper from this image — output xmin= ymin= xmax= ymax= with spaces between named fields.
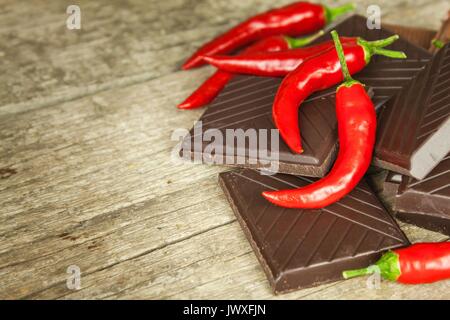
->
xmin=182 ymin=2 xmax=355 ymax=70
xmin=343 ymin=242 xmax=450 ymax=284
xmin=178 ymin=32 xmax=323 ymax=110
xmin=262 ymin=30 xmax=378 ymax=209
xmin=203 ymin=37 xmax=359 ymax=77
xmin=269 ymin=35 xmax=406 ymax=154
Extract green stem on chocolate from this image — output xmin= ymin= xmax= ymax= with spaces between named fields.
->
xmin=342 ymin=251 xmax=401 ymax=282
xmin=324 ymin=3 xmax=356 ymax=23
xmin=357 ymin=35 xmax=407 ymax=64
xmin=373 ymin=47 xmax=407 ymax=59
xmin=364 ymin=35 xmax=399 ymax=49
xmin=331 ymin=30 xmax=354 ymax=84
xmin=285 ymin=30 xmax=325 ymax=49
xmin=432 ymin=39 xmax=445 ymax=49
xmin=343 ymin=265 xmax=379 ymax=279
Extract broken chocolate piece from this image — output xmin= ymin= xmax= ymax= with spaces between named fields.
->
xmin=180 ymin=15 xmax=431 ymax=177
xmin=394 ymin=153 xmax=450 ymax=236
xmin=219 ymin=169 xmax=409 ymax=293
xmin=374 ymin=42 xmax=450 ymax=179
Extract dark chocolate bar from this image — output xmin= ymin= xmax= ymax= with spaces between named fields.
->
xmin=394 ymin=153 xmax=450 ymax=236
xmin=374 ymin=42 xmax=450 ymax=179
xmin=180 ymin=15 xmax=431 ymax=177
xmin=219 ymin=169 xmax=409 ymax=293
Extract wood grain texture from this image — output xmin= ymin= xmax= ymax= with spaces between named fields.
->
xmin=0 ymin=0 xmax=449 ymax=299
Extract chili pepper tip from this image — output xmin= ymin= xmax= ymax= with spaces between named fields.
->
xmin=261 ymin=191 xmax=279 ymax=205
xmin=177 ymin=102 xmax=191 ymax=109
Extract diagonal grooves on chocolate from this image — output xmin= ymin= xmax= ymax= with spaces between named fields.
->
xmin=296 ymin=175 xmax=373 ymax=196
xmin=429 ymin=183 xmax=450 ymax=195
xmin=330 ymin=202 xmax=394 ymax=226
xmin=189 ymin=109 xmax=271 ymax=140
xmin=408 ymin=169 xmax=449 ymax=188
xmin=414 ymin=46 xmax=449 ymax=139
xmin=427 ymin=89 xmax=450 ymax=110
xmin=298 ymin=131 xmax=314 ymax=155
xmin=300 ymin=175 xmax=373 ymax=196
xmin=222 ymin=77 xmax=249 ymax=88
xmin=218 ymin=77 xmax=275 ymax=97
xmin=222 ymin=75 xmax=258 ymax=89
xmin=314 ymin=96 xmax=335 ymax=127
xmin=376 ymin=95 xmax=400 ymax=148
xmin=374 ymin=235 xmax=388 ymax=252
xmin=206 ymin=83 xmax=279 ymax=108
xmin=259 ymin=174 xmax=395 ymax=226
xmin=429 ymin=73 xmax=450 ymax=93
xmin=267 ymin=174 xmax=386 ymax=213
xmin=255 ymin=201 xmax=270 ymax=224
xmin=302 ymin=105 xmax=326 ymax=141
xmin=203 ymin=93 xmax=275 ymax=118
xmin=243 ymin=189 xmax=256 ymax=219
xmin=203 ymin=102 xmax=271 ymax=124
xmin=205 ymin=84 xmax=337 ymax=121
xmin=398 ymin=73 xmax=425 ymax=153
xmin=321 ymin=207 xmax=405 ymax=242
xmin=203 ymin=95 xmax=274 ymax=120
xmin=280 ymin=213 xmax=322 ymax=270
xmin=424 ymin=99 xmax=450 ymax=119
xmin=416 ymin=114 xmax=450 ymax=140
xmin=351 ymin=230 xmax=369 ymax=257
xmin=232 ymin=171 xmax=276 ymax=191
xmin=263 ymin=207 xmax=288 ymax=239
xmin=271 ymin=211 xmax=305 ymax=255
xmin=303 ymin=216 xmax=338 ymax=267
xmin=326 ymin=224 xmax=353 ymax=262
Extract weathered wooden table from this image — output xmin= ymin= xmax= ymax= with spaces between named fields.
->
xmin=1 ymin=0 xmax=449 ymax=299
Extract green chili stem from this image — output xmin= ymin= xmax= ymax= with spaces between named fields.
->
xmin=357 ymin=35 xmax=407 ymax=64
xmin=331 ymin=30 xmax=353 ymax=83
xmin=365 ymin=35 xmax=399 ymax=48
xmin=373 ymin=48 xmax=407 ymax=59
xmin=285 ymin=30 xmax=325 ymax=49
xmin=325 ymin=3 xmax=356 ymax=23
xmin=432 ymin=39 xmax=445 ymax=49
xmin=342 ymin=265 xmax=378 ymax=279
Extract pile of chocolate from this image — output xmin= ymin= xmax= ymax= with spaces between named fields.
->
xmin=180 ymin=14 xmax=450 ymax=294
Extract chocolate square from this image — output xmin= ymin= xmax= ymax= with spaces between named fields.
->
xmin=219 ymin=169 xmax=409 ymax=293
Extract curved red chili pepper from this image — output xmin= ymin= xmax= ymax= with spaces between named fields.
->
xmin=270 ymin=35 xmax=406 ymax=154
xmin=343 ymin=242 xmax=450 ymax=284
xmin=178 ymin=32 xmax=324 ymax=110
xmin=262 ymin=30 xmax=379 ymax=209
xmin=202 ymin=37 xmax=358 ymax=76
xmin=182 ymin=2 xmax=355 ymax=70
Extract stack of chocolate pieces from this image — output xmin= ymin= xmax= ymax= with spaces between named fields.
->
xmin=180 ymin=15 xmax=450 ymax=294
xmin=372 ymin=39 xmax=450 ymax=237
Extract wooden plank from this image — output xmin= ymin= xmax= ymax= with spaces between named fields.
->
xmin=0 ymin=0 xmax=298 ymax=115
xmin=1 ymin=0 xmax=448 ymax=115
xmin=1 ymin=0 xmax=449 ymax=300
xmin=24 ymin=222 xmax=448 ymax=299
